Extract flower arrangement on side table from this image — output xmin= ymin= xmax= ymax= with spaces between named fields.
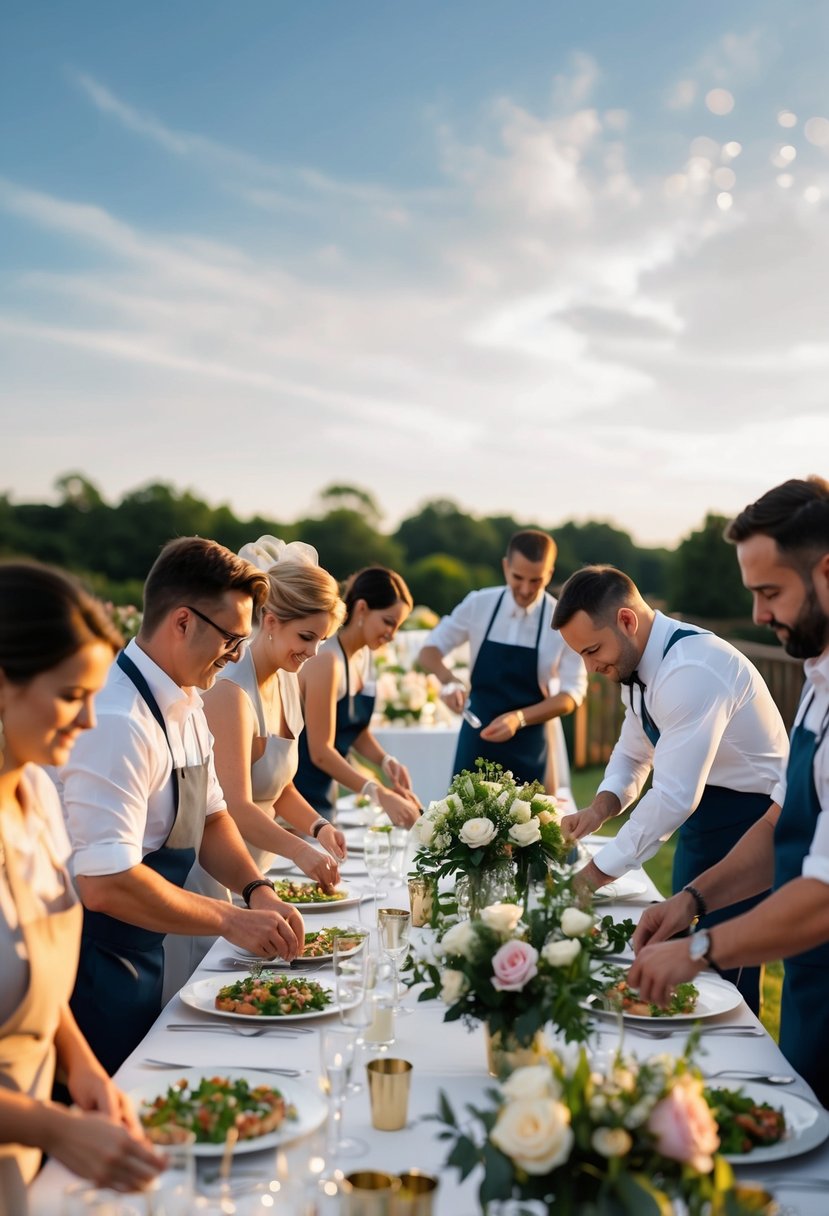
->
xmin=410 ymin=760 xmax=571 ymax=917
xmin=405 ymin=873 xmax=635 ymax=1060
xmin=374 ymin=664 xmax=443 ymax=725
xmin=431 ymin=1039 xmax=775 ymax=1215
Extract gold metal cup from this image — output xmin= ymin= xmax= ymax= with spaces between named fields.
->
xmin=366 ymin=1057 xmax=413 ymax=1131
xmin=407 ymin=877 xmax=434 ymax=927
xmin=392 ymin=1170 xmax=440 ymax=1216
xmin=341 ymin=1170 xmax=402 ymax=1216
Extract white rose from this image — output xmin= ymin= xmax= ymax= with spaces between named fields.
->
xmin=439 ymin=969 xmax=469 ymax=1004
xmin=459 ymin=817 xmax=497 ymax=848
xmin=446 ymin=793 xmax=463 ymax=813
xmin=490 ymin=1098 xmax=574 ymax=1175
xmin=509 ymin=820 xmax=541 ymax=847
xmin=412 ymin=817 xmax=435 ymax=846
xmin=542 ymin=939 xmax=581 ymax=967
xmin=501 ymin=1065 xmax=560 ymax=1102
xmin=561 ymin=907 xmax=594 ymax=938
xmin=439 ymin=919 xmax=478 ymax=959
xmin=480 ymin=902 xmax=524 ymax=935
xmin=533 ymin=793 xmax=561 ymax=821
xmin=425 ymin=798 xmax=449 ymax=820
xmin=510 ymin=798 xmax=532 ymax=824
xmin=591 ymin=1127 xmax=632 ymax=1158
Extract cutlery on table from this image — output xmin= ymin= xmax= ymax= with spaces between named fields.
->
xmin=704 ymin=1069 xmax=796 ymax=1085
xmin=611 ymin=1024 xmax=765 ymax=1040
xmin=140 ymin=1057 xmax=308 ymax=1077
xmin=166 ymin=1022 xmax=313 ymax=1037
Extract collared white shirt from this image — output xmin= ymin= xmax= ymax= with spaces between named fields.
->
xmin=790 ymin=647 xmax=829 ymax=886
xmin=60 ymin=638 xmax=226 ymax=878
xmin=425 ymin=586 xmax=588 ymax=703
xmin=595 ymin=611 xmax=789 ymax=878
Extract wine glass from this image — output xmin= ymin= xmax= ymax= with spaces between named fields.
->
xmin=333 ymin=931 xmax=372 ymax=1094
xmin=318 ymin=1025 xmax=367 ymax=1159
xmin=388 ymin=827 xmax=410 ymax=886
xmin=363 ymin=827 xmax=391 ymax=909
xmin=151 ymin=1134 xmax=196 ymax=1215
xmin=377 ymin=907 xmax=411 ymax=1019
xmin=362 ymin=957 xmax=396 ymax=1054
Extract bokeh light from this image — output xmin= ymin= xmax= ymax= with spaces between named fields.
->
xmin=777 ymin=110 xmax=798 ymax=128
xmin=722 ymin=141 xmax=742 ymax=159
xmin=706 ymin=88 xmax=735 ymax=116
xmin=804 ymin=116 xmax=829 ymax=147
xmin=713 ymin=166 xmax=736 ymax=189
xmin=716 ymin=191 xmax=733 ymax=211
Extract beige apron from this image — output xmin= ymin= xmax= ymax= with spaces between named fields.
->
xmin=0 ymin=805 xmax=82 ymax=1216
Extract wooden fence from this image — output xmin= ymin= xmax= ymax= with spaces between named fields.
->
xmin=571 ymin=638 xmax=805 ymax=770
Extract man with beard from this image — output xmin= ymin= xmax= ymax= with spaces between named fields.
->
xmin=552 ymin=564 xmax=788 ymax=1012
xmin=628 ymin=476 xmax=829 ymax=1104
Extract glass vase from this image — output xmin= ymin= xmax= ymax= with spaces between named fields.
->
xmin=484 ymin=1025 xmax=547 ymax=1078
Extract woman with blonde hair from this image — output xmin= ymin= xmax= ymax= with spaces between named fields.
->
xmin=0 ymin=562 xmax=164 ymax=1214
xmin=295 ymin=566 xmax=421 ymax=826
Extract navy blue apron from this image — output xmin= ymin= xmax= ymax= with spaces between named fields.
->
xmin=70 ymin=652 xmax=208 ymax=1075
xmin=453 ymin=591 xmax=548 ymax=786
xmin=774 ymin=690 xmax=829 ymax=1105
xmin=632 ymin=628 xmax=771 ymax=1014
xmin=295 ymin=638 xmax=375 ymax=818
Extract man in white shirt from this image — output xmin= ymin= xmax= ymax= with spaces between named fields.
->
xmin=629 ymin=476 xmax=829 ymax=1105
xmin=553 ymin=565 xmax=788 ymax=1012
xmin=62 ymin=537 xmax=305 ymax=1074
xmin=418 ymin=530 xmax=587 ymax=788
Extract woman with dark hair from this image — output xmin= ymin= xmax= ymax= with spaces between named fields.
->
xmin=0 ymin=563 xmax=164 ymax=1214
xmin=294 ymin=567 xmax=421 ymax=826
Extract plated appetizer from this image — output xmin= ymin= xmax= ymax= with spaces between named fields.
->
xmin=302 ymin=927 xmax=364 ymax=958
xmin=706 ymin=1087 xmax=787 ymax=1155
xmin=602 ymin=977 xmax=700 ymax=1018
xmin=272 ymin=879 xmax=347 ymax=904
xmin=215 ymin=974 xmax=334 ymax=1017
xmin=140 ymin=1075 xmax=296 ymax=1145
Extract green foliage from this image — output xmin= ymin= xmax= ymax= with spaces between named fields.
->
xmin=668 ymin=514 xmax=752 ymax=619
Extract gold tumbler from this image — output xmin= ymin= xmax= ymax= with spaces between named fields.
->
xmin=366 ymin=1057 xmax=413 ymax=1131
xmin=407 ymin=877 xmax=434 ymax=927
xmin=340 ymin=1170 xmax=402 ymax=1216
xmin=393 ymin=1170 xmax=440 ymax=1216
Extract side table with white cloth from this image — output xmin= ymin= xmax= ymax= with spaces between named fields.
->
xmin=31 ymin=830 xmax=829 ymax=1216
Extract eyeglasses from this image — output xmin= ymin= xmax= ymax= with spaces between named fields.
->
xmin=184 ymin=604 xmax=250 ymax=654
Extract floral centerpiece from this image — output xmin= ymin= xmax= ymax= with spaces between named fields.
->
xmin=406 ymin=874 xmax=634 ymax=1061
xmin=374 ymin=665 xmax=442 ymax=725
xmin=410 ymin=760 xmax=570 ymax=915
xmin=432 ymin=1040 xmax=774 ymax=1215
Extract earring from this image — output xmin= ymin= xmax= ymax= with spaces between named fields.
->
xmin=268 ymin=634 xmax=273 ymax=641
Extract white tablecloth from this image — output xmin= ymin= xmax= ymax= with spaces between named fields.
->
xmin=31 ymin=850 xmax=829 ymax=1215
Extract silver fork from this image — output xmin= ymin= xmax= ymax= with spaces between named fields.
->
xmin=166 ymin=1022 xmax=313 ymax=1037
xmin=620 ymin=1024 xmax=765 ymax=1040
xmin=141 ymin=1057 xmax=308 ymax=1077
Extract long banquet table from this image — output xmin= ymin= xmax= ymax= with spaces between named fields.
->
xmin=32 ymin=839 xmax=829 ymax=1215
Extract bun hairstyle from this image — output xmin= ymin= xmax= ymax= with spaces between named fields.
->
xmin=342 ymin=567 xmax=413 ymax=624
xmin=0 ymin=561 xmax=123 ymax=683
xmin=237 ymin=536 xmax=345 ymax=629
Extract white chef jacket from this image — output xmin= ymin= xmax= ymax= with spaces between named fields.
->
xmin=60 ymin=638 xmax=226 ymax=878
xmin=425 ymin=586 xmax=588 ymax=704
xmin=595 ymin=611 xmax=788 ymax=878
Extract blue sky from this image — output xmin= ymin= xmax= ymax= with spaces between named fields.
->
xmin=2 ymin=1 xmax=827 ymax=545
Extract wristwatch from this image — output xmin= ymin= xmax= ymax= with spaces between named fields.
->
xmin=688 ymin=928 xmax=722 ymax=974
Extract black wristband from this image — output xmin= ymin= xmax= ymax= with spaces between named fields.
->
xmin=311 ymin=819 xmax=328 ymax=839
xmin=683 ymin=884 xmax=707 ymax=922
xmin=242 ymin=877 xmax=275 ymax=907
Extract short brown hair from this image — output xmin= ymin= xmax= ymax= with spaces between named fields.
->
xmin=552 ymin=565 xmax=638 ymax=631
xmin=725 ymin=476 xmax=829 ymax=580
xmin=141 ymin=537 xmax=270 ymax=635
xmin=506 ymin=529 xmax=557 ymax=565
xmin=0 ymin=561 xmax=123 ymax=682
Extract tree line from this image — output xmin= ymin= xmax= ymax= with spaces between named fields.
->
xmin=0 ymin=474 xmax=753 ymax=622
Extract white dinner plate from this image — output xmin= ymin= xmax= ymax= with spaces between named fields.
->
xmin=231 ymin=926 xmax=365 ymax=966
xmin=715 ymin=1081 xmax=829 ymax=1164
xmin=131 ymin=1068 xmax=326 ymax=1156
xmin=336 ymin=805 xmax=375 ymax=828
xmin=180 ymin=975 xmax=349 ymax=1022
xmin=587 ymin=973 xmax=743 ymax=1022
xmin=594 ymin=873 xmax=650 ymax=902
xmin=270 ymin=881 xmax=363 ymax=912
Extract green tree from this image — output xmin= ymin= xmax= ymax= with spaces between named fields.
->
xmin=298 ymin=509 xmax=404 ymax=581
xmin=406 ymin=554 xmax=490 ymax=617
xmin=394 ymin=500 xmax=503 ymax=575
xmin=668 ymin=513 xmax=751 ymax=619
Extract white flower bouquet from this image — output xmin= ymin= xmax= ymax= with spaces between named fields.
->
xmin=432 ymin=1038 xmax=774 ymax=1215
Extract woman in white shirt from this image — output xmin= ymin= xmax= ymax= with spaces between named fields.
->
xmin=295 ymin=567 xmax=421 ymax=826
xmin=0 ymin=563 xmax=164 ymax=1214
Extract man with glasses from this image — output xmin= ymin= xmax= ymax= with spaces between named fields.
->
xmin=61 ymin=537 xmax=305 ymax=1074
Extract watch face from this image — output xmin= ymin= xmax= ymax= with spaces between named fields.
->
xmin=689 ymin=930 xmax=709 ymax=962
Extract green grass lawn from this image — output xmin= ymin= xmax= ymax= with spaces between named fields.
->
xmin=569 ymin=767 xmax=783 ymax=1040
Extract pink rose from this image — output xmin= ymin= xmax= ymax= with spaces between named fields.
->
xmin=491 ymin=940 xmax=539 ymax=992
xmin=646 ymin=1075 xmax=720 ymax=1173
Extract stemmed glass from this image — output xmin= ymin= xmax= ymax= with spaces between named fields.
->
xmin=333 ymin=931 xmax=372 ymax=1095
xmin=377 ymin=907 xmax=411 ymax=1019
xmin=319 ymin=1025 xmax=366 ymax=1160
xmin=363 ymin=827 xmax=391 ymax=910
xmin=388 ymin=827 xmax=410 ymax=887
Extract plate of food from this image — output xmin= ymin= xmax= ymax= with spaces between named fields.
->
xmin=133 ymin=1069 xmax=326 ymax=1155
xmin=593 ymin=873 xmax=650 ymax=902
xmin=706 ymin=1081 xmax=829 ymax=1164
xmin=269 ymin=878 xmax=362 ymax=911
xmin=180 ymin=972 xmax=349 ymax=1021
xmin=587 ymin=971 xmax=742 ymax=1022
xmin=232 ymin=925 xmax=366 ymax=966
